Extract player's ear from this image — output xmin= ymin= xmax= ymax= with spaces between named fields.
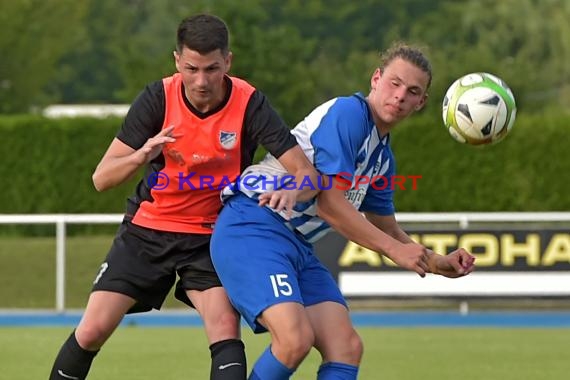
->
xmin=370 ymin=68 xmax=381 ymax=90
xmin=174 ymin=50 xmax=181 ymax=72
xmin=224 ymin=51 xmax=233 ymax=73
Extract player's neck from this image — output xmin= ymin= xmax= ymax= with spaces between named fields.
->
xmin=375 ymin=124 xmax=391 ymax=137
xmin=366 ymin=96 xmax=392 ymax=137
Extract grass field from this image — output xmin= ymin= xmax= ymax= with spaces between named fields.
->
xmin=2 ymin=326 xmax=569 ymax=379
xmin=2 ymin=234 xmax=570 ymax=379
xmin=0 ymin=234 xmax=189 ymax=309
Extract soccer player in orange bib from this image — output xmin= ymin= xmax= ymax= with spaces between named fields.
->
xmin=49 ymin=14 xmax=318 ymax=380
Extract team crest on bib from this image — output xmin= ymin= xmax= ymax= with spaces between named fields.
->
xmin=219 ymin=131 xmax=237 ymax=149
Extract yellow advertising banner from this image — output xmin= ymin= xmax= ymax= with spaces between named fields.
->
xmin=314 ymin=229 xmax=570 ymax=296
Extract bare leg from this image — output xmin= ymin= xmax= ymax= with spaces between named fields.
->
xmin=49 ymin=291 xmax=136 ymax=379
xmin=187 ymin=287 xmax=246 ymax=380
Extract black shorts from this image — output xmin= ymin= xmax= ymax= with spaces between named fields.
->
xmin=91 ymin=220 xmax=221 ymax=313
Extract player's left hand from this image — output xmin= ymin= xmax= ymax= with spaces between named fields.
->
xmin=432 ymin=248 xmax=475 ymax=278
xmin=258 ymin=189 xmax=298 ymax=220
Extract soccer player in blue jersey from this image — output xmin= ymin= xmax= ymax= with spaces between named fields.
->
xmin=211 ymin=42 xmax=476 ymax=380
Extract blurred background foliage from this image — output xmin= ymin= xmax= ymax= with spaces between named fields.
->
xmin=1 ymin=0 xmax=569 ymax=123
xmin=0 ymin=0 xmax=568 ymax=216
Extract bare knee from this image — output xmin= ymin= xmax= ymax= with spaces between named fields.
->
xmin=189 ymin=288 xmax=240 ymax=342
xmin=271 ymin=324 xmax=315 ymax=368
xmin=74 ymin=291 xmax=134 ymax=350
xmin=346 ymin=329 xmax=364 ymax=364
xmin=205 ymin=308 xmax=240 ymax=338
xmin=318 ymin=328 xmax=363 ymax=365
xmin=75 ymin=322 xmax=113 ymax=350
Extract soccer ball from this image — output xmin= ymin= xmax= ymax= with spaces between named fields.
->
xmin=442 ymin=72 xmax=517 ymax=145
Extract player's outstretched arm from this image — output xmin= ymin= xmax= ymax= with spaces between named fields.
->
xmin=365 ymin=212 xmax=476 ymax=278
xmin=317 ymin=176 xmax=430 ymax=277
xmin=364 ymin=212 xmax=415 ymax=243
xmin=92 ymin=126 xmax=176 ymax=191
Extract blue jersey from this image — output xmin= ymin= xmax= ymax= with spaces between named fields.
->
xmin=221 ymin=92 xmax=395 ymax=243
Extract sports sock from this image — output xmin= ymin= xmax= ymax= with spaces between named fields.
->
xmin=209 ymin=339 xmax=247 ymax=380
xmin=317 ymin=362 xmax=359 ymax=380
xmin=49 ymin=330 xmax=99 ymax=380
xmin=249 ymin=345 xmax=295 ymax=380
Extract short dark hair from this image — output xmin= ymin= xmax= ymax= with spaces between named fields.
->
xmin=380 ymin=42 xmax=432 ymax=89
xmin=176 ymin=14 xmax=229 ymax=56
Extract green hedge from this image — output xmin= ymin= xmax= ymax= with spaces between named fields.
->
xmin=1 ymin=112 xmax=568 ymax=215
xmin=1 ymin=116 xmax=135 ymax=214
xmin=391 ymin=110 xmax=569 ymax=211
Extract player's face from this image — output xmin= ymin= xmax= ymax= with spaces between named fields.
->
xmin=368 ymin=58 xmax=429 ymax=130
xmin=174 ymin=46 xmax=232 ymax=113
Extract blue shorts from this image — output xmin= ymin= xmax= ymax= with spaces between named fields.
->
xmin=211 ymin=194 xmax=347 ymax=333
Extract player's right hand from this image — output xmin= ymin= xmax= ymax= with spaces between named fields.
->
xmin=136 ymin=125 xmax=177 ymax=164
xmin=258 ymin=189 xmax=298 ymax=220
xmin=388 ymin=243 xmax=431 ymax=278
